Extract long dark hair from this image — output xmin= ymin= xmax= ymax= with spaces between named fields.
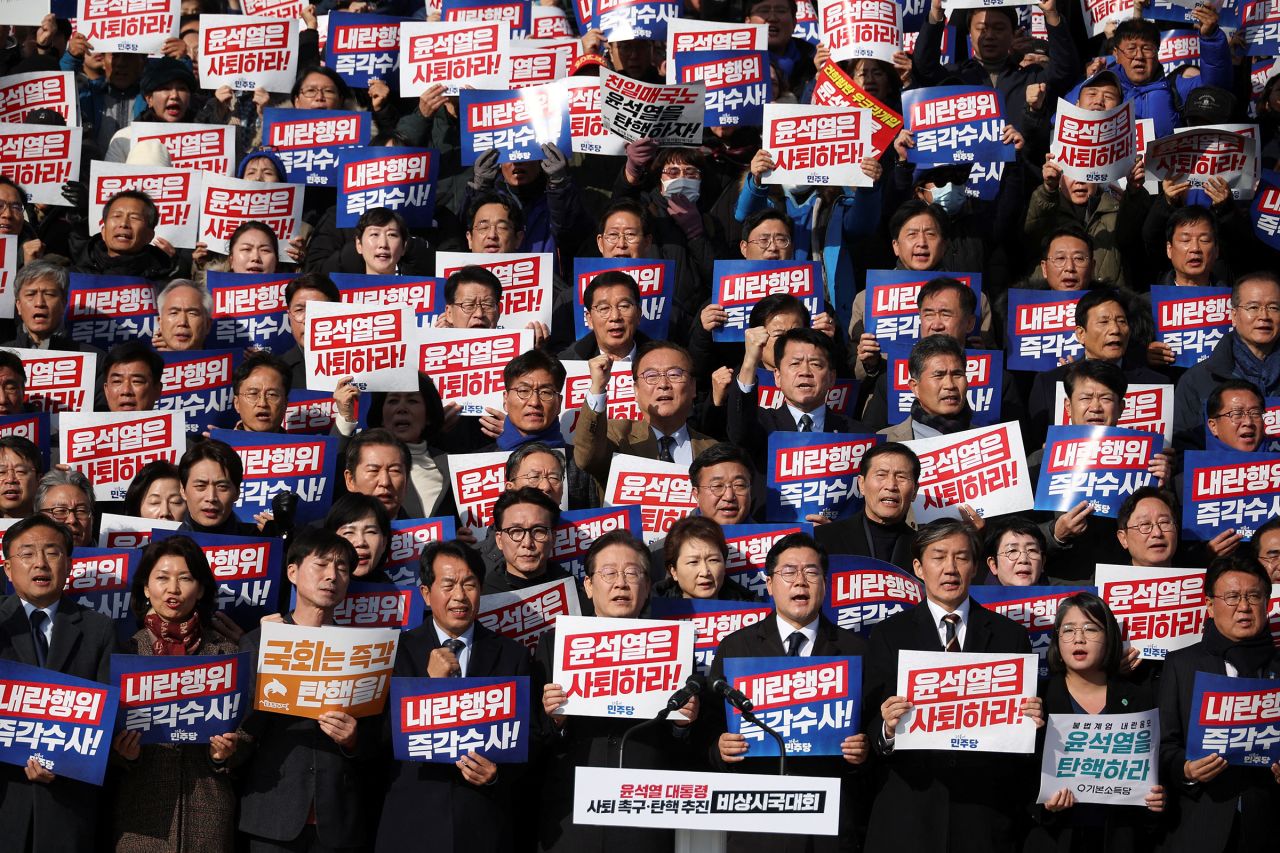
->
xmin=130 ymin=535 xmax=218 ymax=627
xmin=1047 ymin=591 xmax=1124 ymax=676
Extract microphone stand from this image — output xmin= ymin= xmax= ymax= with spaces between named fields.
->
xmin=739 ymin=707 xmax=787 ymax=776
xmin=618 ymin=708 xmax=673 ymax=768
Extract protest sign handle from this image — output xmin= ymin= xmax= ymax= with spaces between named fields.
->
xmin=741 ymin=708 xmax=788 ymax=776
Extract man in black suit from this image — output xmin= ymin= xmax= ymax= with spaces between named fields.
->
xmin=236 ymin=529 xmax=378 ymax=853
xmin=707 ymin=532 xmax=870 ymax=853
xmin=814 ymin=442 xmax=919 ymax=572
xmin=726 ymin=327 xmax=868 ymax=472
xmin=376 ymin=540 xmax=534 ymax=853
xmin=0 ymin=514 xmax=115 ymax=853
xmin=1158 ymin=553 xmax=1280 ymax=853
xmin=863 ymin=520 xmax=1044 ymax=853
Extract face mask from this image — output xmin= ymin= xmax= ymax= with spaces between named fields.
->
xmin=661 ymin=177 xmax=701 ymax=204
xmin=930 ymin=182 xmax=966 ymax=216
xmin=784 ymin=184 xmax=815 ymax=202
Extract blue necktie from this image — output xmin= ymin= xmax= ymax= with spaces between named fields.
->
xmin=444 ymin=638 xmax=465 ymax=677
xmin=29 ymin=609 xmax=49 ymax=668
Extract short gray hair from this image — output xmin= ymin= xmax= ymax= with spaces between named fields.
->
xmin=35 ymin=468 xmax=95 ymax=519
xmin=157 ymin=279 xmax=213 ymax=316
xmin=14 ymin=261 xmax=68 ymax=299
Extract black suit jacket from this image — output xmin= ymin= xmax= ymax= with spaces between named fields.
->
xmin=376 ymin=621 xmax=534 ymax=853
xmin=704 ymin=613 xmax=869 ymax=853
xmin=1158 ymin=639 xmax=1280 ymax=853
xmin=862 ymin=599 xmax=1034 ymax=853
xmin=0 ymin=595 xmax=115 ymax=853
xmin=813 ymin=514 xmax=914 ymax=573
xmin=725 ymin=379 xmax=870 ymax=472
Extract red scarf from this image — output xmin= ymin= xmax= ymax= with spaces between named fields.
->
xmin=145 ymin=611 xmax=202 ymax=656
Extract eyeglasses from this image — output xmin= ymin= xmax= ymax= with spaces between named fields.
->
xmin=451 ymin=298 xmax=499 ymax=315
xmin=660 ymin=167 xmax=701 ymax=179
xmin=1047 ymin=253 xmax=1089 ymax=268
xmin=238 ymin=389 xmax=284 ymax=405
xmin=701 ymin=480 xmax=750 ymax=497
xmin=772 ymin=566 xmax=822 ymax=583
xmin=638 ymin=368 xmax=689 ymax=386
xmin=602 ymin=231 xmax=643 ymax=245
xmin=1115 ymin=42 xmax=1156 ymax=57
xmin=1058 ymin=624 xmax=1104 ymax=641
xmin=40 ymin=506 xmax=92 ymax=522
xmin=0 ymin=202 xmax=24 ymax=215
xmin=516 ymin=470 xmax=563 ymax=486
xmin=745 ymin=235 xmax=793 ymax=249
xmin=12 ymin=544 xmax=66 ymax=563
xmin=472 ymin=221 xmax=514 ymax=235
xmin=1211 ymin=591 xmax=1267 ymax=607
xmin=1212 ymin=408 xmax=1264 ymax=423
xmin=299 ymin=86 xmax=340 ymax=99
xmin=998 ymin=546 xmax=1043 ymax=560
xmin=590 ymin=300 xmax=637 ymax=316
xmin=508 ymin=385 xmax=560 ymax=402
xmin=499 ymin=525 xmax=551 ymax=543
xmin=852 ymin=66 xmax=889 ymax=81
xmin=1125 ymin=519 xmax=1175 ymax=536
xmin=1234 ymin=303 xmax=1280 ymax=317
xmin=593 ymin=567 xmax=644 ymax=583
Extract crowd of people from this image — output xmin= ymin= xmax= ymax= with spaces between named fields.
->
xmin=1 ymin=0 xmax=1279 ymax=851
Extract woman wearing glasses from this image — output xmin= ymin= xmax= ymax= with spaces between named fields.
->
xmin=983 ymin=518 xmax=1047 ymax=586
xmin=655 ymin=516 xmax=758 ymax=601
xmin=1027 ymin=590 xmax=1166 ymax=853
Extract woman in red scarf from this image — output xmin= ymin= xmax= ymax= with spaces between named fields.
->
xmin=110 ymin=536 xmax=240 ymax=853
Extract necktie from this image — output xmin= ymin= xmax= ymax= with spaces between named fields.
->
xmin=29 ymin=609 xmax=49 ymax=668
xmin=798 ymin=414 xmax=813 ymax=432
xmin=785 ymin=631 xmax=805 ymax=657
xmin=657 ymin=435 xmax=675 ymax=463
xmin=942 ymin=614 xmax=961 ymax=653
xmin=443 ymin=638 xmax=465 ymax=676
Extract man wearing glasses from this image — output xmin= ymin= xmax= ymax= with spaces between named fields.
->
xmin=481 ymin=487 xmax=580 ymax=602
xmin=1175 ymin=272 xmax=1280 ymax=449
xmin=575 ymin=341 xmax=717 ymax=494
xmin=1250 ymin=518 xmax=1280 ymax=582
xmin=1205 ymin=380 xmax=1266 ymax=453
xmin=560 ymin=271 xmax=649 ymax=362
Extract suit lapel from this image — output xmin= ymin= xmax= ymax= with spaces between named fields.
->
xmin=755 ymin=613 xmax=788 ymax=657
xmin=467 ymin=625 xmax=501 ymax=677
xmin=46 ymin=600 xmax=83 ymax=673
xmin=630 ymin=421 xmax=658 ymax=458
xmin=913 ymin=601 xmax=944 ymax=652
xmin=0 ymin=596 xmax=39 ymax=667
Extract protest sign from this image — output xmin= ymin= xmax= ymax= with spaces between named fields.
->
xmin=254 ymin=621 xmax=399 ymax=719
xmin=479 ymin=577 xmax=583 ymax=652
xmin=1096 ymin=564 xmax=1205 ymax=661
xmin=334 ymin=273 xmax=445 ymax=329
xmin=895 ymin=650 xmax=1038 ymax=752
xmin=864 ymin=270 xmax=982 ymax=344
xmin=391 ymin=676 xmax=530 ymax=762
xmin=8 ymin=347 xmax=95 ymax=413
xmin=594 ymin=0 xmax=678 ymax=40
xmin=561 ymin=76 xmax=627 ymax=155
xmin=0 ymin=234 xmax=15 ymax=319
xmin=1050 ymin=98 xmax=1136 ymax=183
xmin=325 ymin=12 xmax=402 ymax=89
xmin=210 ymin=429 xmax=339 ymax=526
xmin=756 ymin=371 xmax=858 ymax=417
xmin=672 ymin=50 xmax=770 ymax=128
xmin=1150 ymin=285 xmax=1231 ymax=368
xmin=604 ymin=455 xmax=698 ymax=544
xmin=0 ymin=411 xmax=49 ymax=468
xmin=419 ymin=328 xmax=534 ymax=415
xmin=1145 ymin=127 xmax=1257 ymax=198
xmin=1037 ymin=710 xmax=1160 ymax=806
xmin=766 ymin=432 xmax=879 ymax=523
xmin=551 ymin=615 xmax=694 ymax=719
xmin=902 ymin=86 xmax=1014 ymax=165
xmin=905 ymin=422 xmax=1032 ymax=523
xmin=199 ymin=15 xmax=299 ymax=93
xmin=0 ymin=124 xmax=81 ymax=205
xmin=64 ymin=274 xmax=155 ymax=351
xmin=723 ymin=523 xmax=812 ymax=599
xmin=61 ymin=412 xmax=185 ymax=502
xmin=283 ymin=388 xmax=368 ymax=437
xmin=1243 ymin=0 xmax=1280 ymax=56
xmin=97 ymin=514 xmax=181 ymax=549
xmin=572 ymin=257 xmax=673 ymax=342
xmin=0 ymin=0 xmax=47 ymax=26
xmin=1182 ymin=450 xmax=1280 ymax=541
xmin=157 ymin=349 xmax=241 ymax=436
xmin=761 ymin=103 xmax=873 ymax=187
xmin=77 ymin=0 xmax=178 ymax=53
xmin=810 ymin=61 xmax=903 ymax=157
xmin=649 ymin=599 xmax=774 ymax=675
xmin=795 ymin=0 xmax=821 ymax=42
xmin=1004 ymin=289 xmax=1084 ymax=371
xmin=971 ymin=586 xmax=1085 ymax=680
xmin=822 ymin=555 xmax=923 ymax=636
xmin=711 ymin=260 xmax=824 ymax=341
xmin=1052 ymin=382 xmax=1174 ymax=442
xmin=321 ymin=582 xmax=425 ymax=630
xmin=113 ymin=653 xmax=251 ymax=745
xmin=509 ymin=38 xmax=577 ymax=89
xmin=129 ymin=122 xmax=236 ymax=174
xmin=1187 ymin=672 xmax=1280 ymax=766
xmin=207 ymin=272 xmax=293 ymax=351
xmin=304 ymin=301 xmax=417 ymax=393
xmin=531 ymin=4 xmax=573 ymax=36
xmin=53 ymin=547 xmax=140 ymax=639
xmin=442 ymin=0 xmax=529 ymax=36
xmin=89 ymin=162 xmax=201 ymax=249
xmin=559 ymin=359 xmax=641 ymax=438
xmin=336 ymin=147 xmax=438 ymax=229
xmin=1079 ymin=0 xmax=1131 ymax=36
xmin=0 ymin=660 xmax=118 ymax=784
xmin=1159 ymin=28 xmax=1200 ymax=73
xmin=0 ymin=71 xmax=77 ymax=125
xmin=664 ymin=19 xmax=767 ymax=79
xmin=1252 ymin=169 xmax=1280 ymax=251
xmin=599 ymin=69 xmax=704 ymax=145
xmin=261 ymin=109 xmax=371 ymax=187
xmin=553 ymin=505 xmax=644 ymax=580
xmin=449 ymin=451 xmax=513 ymax=534
xmin=383 ymin=516 xmax=457 ymax=587
xmin=198 ymin=173 xmax=303 ymax=255
xmin=723 ymin=656 xmax=862 ymax=757
xmin=460 ymin=85 xmax=571 ymax=165
xmin=885 ymin=346 xmax=1003 ymax=427
xmin=818 ymin=0 xmax=901 ymax=62
xmin=153 ymin=529 xmax=284 ymax=628
xmin=1034 ymin=426 xmax=1162 ymax=517
xmin=435 ymin=251 xmax=555 ymax=334
xmin=398 ymin=21 xmax=509 ymax=95
xmin=241 ymin=0 xmax=304 ymax=16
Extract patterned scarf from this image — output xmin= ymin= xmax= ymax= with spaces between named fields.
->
xmin=145 ymin=611 xmax=202 ymax=656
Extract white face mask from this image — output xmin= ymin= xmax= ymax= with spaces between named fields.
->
xmin=930 ymin=182 xmax=966 ymax=215
xmin=661 ymin=177 xmax=701 ymax=204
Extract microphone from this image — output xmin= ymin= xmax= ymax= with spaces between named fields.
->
xmin=712 ymin=678 xmax=754 ymax=713
xmin=665 ymin=674 xmax=706 ymax=712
